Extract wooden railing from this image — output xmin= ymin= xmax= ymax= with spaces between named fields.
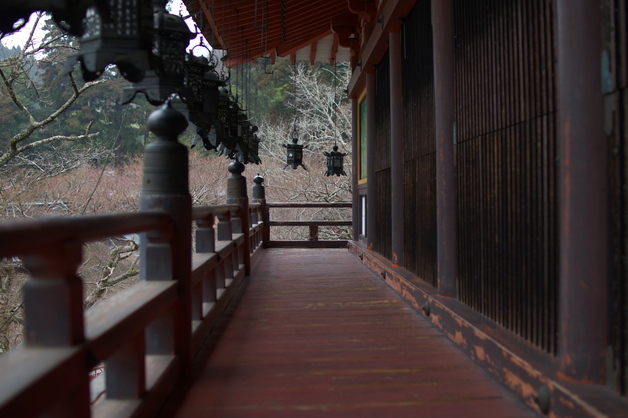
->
xmin=0 ymin=104 xmax=267 ymax=418
xmin=0 ymin=201 xmax=263 ymax=417
xmin=264 ymin=202 xmax=352 ymax=248
xmin=0 ymin=106 xmax=351 ymax=417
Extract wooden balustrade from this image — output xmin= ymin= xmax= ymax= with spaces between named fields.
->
xmin=0 ymin=101 xmax=266 ymax=417
xmin=0 ymin=201 xmax=264 ymax=418
xmin=264 ymin=202 xmax=352 ymax=248
xmin=0 ymin=106 xmax=348 ymax=418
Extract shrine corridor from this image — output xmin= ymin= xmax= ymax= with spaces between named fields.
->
xmin=164 ymin=249 xmax=535 ymax=417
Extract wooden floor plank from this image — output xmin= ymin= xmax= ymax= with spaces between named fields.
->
xmin=172 ymin=249 xmax=536 ymax=417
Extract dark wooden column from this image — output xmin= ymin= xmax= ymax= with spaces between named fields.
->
xmin=432 ymin=0 xmax=457 ymax=298
xmin=366 ymin=70 xmax=378 ymax=251
xmin=389 ymin=27 xmax=404 ymax=266
xmin=351 ymin=97 xmax=359 ymax=241
xmin=557 ymin=0 xmax=608 ymax=383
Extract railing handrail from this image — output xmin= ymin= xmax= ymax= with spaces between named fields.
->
xmin=192 ymin=204 xmax=238 ymax=220
xmin=0 ymin=211 xmax=173 ymax=257
xmin=262 ymin=201 xmax=352 ymax=247
xmin=0 ymin=199 xmax=265 ymax=417
xmin=267 ymin=202 xmax=352 ymax=208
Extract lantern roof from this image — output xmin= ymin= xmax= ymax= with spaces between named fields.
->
xmin=183 ymin=0 xmax=364 ymax=67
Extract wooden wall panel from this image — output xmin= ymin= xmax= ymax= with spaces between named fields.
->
xmin=453 ymin=0 xmax=558 ymax=354
xmin=401 ymin=0 xmax=437 ymax=286
xmin=605 ymin=0 xmax=628 ymax=397
xmin=374 ymin=52 xmax=392 ymax=259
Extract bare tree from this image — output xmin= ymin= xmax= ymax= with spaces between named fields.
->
xmin=255 ymin=62 xmax=353 ymax=241
xmin=0 ymin=13 xmax=106 ymax=168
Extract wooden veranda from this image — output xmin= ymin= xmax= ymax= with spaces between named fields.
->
xmin=164 ymin=248 xmax=534 ymax=417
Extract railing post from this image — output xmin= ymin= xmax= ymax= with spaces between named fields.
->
xmin=227 ymin=161 xmax=251 ymax=275
xmin=252 ymin=174 xmax=269 ymax=246
xmin=216 ymin=211 xmax=233 ymax=288
xmin=195 ymin=215 xmax=216 ymax=315
xmin=309 ymin=225 xmax=319 ymax=242
xmin=22 ymin=241 xmax=90 ymax=416
xmin=140 ymin=102 xmax=192 ymax=375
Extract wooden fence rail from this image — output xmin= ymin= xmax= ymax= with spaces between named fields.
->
xmin=0 ymin=103 xmax=266 ymax=418
xmin=0 ymin=202 xmax=263 ymax=418
xmin=0 ymin=102 xmax=350 ymax=417
xmin=263 ymin=202 xmax=352 ymax=248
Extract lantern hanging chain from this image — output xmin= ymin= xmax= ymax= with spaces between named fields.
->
xmin=291 ymin=116 xmax=298 ymax=138
xmin=332 ymin=60 xmax=338 ymax=147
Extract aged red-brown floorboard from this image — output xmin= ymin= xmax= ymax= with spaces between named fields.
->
xmin=173 ymin=249 xmax=535 ymax=417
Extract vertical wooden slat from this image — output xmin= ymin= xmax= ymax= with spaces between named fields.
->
xmin=374 ymin=51 xmax=392 ymax=260
xmin=607 ymin=0 xmax=628 ymax=396
xmin=452 ymin=0 xmax=558 ymax=353
xmin=402 ymin=0 xmax=437 ymax=287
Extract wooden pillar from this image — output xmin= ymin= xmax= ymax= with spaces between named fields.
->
xmin=432 ymin=0 xmax=458 ymax=298
xmin=389 ymin=27 xmax=404 ymax=266
xmin=351 ymin=97 xmax=360 ymax=241
xmin=366 ymin=70 xmax=377 ymax=251
xmin=140 ymin=102 xmax=192 ymax=374
xmin=557 ymin=0 xmax=608 ymax=383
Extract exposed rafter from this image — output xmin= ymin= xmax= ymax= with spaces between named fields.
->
xmin=184 ymin=0 xmax=361 ymax=67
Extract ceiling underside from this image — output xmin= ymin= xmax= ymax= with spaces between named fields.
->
xmin=183 ymin=0 xmax=361 ymax=67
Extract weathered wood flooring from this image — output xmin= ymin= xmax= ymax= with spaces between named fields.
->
xmin=174 ymin=249 xmax=536 ymax=417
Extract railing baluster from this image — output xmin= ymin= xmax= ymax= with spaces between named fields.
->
xmin=105 ymin=333 xmax=146 ymax=399
xmin=217 ymin=212 xmax=233 ymax=287
xmin=23 ymin=241 xmax=85 ymax=347
xmin=196 ymin=215 xmax=216 ymax=310
xmin=196 ymin=215 xmax=215 ymax=253
xmin=22 ymin=241 xmax=91 ymax=416
xmin=309 ymin=225 xmax=319 ymax=241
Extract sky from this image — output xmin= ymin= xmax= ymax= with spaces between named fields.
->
xmin=1 ymin=0 xmax=201 ymax=51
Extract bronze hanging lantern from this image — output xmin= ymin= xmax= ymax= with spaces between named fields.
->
xmin=176 ymin=53 xmax=224 ymax=150
xmin=0 ymin=0 xmax=107 ymax=37
xmin=217 ymin=96 xmax=241 ymax=157
xmin=65 ymin=0 xmax=153 ymax=82
xmin=283 ymin=137 xmax=307 ymax=170
xmin=324 ymin=144 xmax=348 ymax=176
xmin=208 ymin=87 xmax=230 ymax=150
xmin=122 ymin=0 xmax=194 ymax=105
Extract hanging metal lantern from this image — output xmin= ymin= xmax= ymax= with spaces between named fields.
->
xmin=208 ymin=87 xmax=230 ymax=150
xmin=283 ymin=137 xmax=307 ymax=170
xmin=1 ymin=0 xmax=107 ymax=37
xmin=65 ymin=0 xmax=153 ymax=82
xmin=248 ymin=125 xmax=262 ymax=164
xmin=176 ymin=53 xmax=224 ymax=150
xmin=324 ymin=144 xmax=348 ymax=176
xmin=217 ymin=96 xmax=241 ymax=157
xmin=122 ymin=1 xmax=194 ymax=105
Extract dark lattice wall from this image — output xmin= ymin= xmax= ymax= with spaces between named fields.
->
xmin=374 ymin=52 xmax=392 ymax=259
xmin=606 ymin=0 xmax=628 ymax=397
xmin=453 ymin=0 xmax=559 ymax=354
xmin=401 ymin=0 xmax=437 ymax=286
